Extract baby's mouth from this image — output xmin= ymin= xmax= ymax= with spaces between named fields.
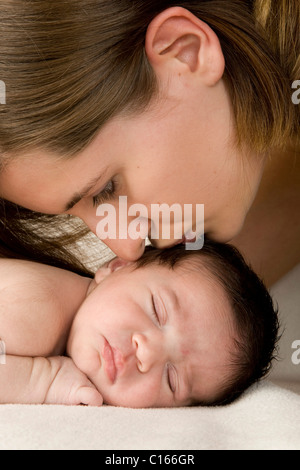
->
xmin=102 ymin=338 xmax=117 ymax=383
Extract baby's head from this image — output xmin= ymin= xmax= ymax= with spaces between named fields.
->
xmin=67 ymin=241 xmax=280 ymax=408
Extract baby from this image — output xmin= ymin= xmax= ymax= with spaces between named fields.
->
xmin=0 ymin=241 xmax=279 ymax=408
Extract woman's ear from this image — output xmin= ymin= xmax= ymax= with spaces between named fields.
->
xmin=145 ymin=7 xmax=225 ymax=86
xmin=94 ymin=258 xmax=134 ymax=285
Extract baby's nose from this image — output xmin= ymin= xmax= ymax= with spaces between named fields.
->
xmin=132 ymin=333 xmax=163 ymax=373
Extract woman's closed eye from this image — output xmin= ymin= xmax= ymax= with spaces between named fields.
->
xmin=92 ymin=179 xmax=118 ymax=207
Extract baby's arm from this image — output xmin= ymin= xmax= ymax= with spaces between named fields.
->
xmin=0 ymin=259 xmax=101 ymax=405
xmin=0 ymin=259 xmax=91 ymax=357
xmin=0 ymin=355 xmax=103 ymax=406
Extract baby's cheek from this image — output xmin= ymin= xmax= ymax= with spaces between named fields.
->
xmin=109 ymin=373 xmax=165 ymax=408
xmin=69 ymin=339 xmax=102 ymax=380
xmin=181 ymin=348 xmax=190 ymax=357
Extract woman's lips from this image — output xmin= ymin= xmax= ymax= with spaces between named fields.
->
xmin=102 ymin=338 xmax=117 ymax=383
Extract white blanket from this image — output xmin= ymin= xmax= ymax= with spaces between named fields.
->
xmin=0 ymin=381 xmax=299 ymax=450
xmin=0 ymin=264 xmax=299 ymax=450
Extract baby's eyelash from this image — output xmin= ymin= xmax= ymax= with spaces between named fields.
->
xmin=166 ymin=364 xmax=177 ymax=394
xmin=92 ymin=179 xmax=117 ymax=207
xmin=151 ymin=296 xmax=160 ymax=325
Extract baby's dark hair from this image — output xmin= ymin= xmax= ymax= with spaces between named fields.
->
xmin=135 ymin=240 xmax=280 ymax=406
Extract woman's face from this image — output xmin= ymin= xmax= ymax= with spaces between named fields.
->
xmin=0 ymin=8 xmax=266 ymax=261
xmin=0 ymin=68 xmax=264 ymax=261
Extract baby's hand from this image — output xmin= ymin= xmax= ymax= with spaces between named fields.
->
xmin=44 ymin=357 xmax=103 ymax=407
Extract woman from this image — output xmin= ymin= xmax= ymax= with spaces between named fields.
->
xmin=0 ymin=0 xmax=299 ymax=285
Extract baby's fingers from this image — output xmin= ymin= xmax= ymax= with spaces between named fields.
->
xmin=76 ymin=387 xmax=103 ymax=407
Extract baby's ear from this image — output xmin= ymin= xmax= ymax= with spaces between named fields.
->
xmin=108 ymin=257 xmax=134 ymax=272
xmin=94 ymin=258 xmax=134 ymax=285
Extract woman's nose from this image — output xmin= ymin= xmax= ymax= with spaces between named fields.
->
xmin=132 ymin=333 xmax=163 ymax=373
xmin=80 ymin=210 xmax=150 ymax=261
xmin=103 ymin=237 xmax=147 ymax=262
xmin=103 ymin=213 xmax=151 ymax=261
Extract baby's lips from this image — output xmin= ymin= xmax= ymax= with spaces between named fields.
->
xmin=102 ymin=338 xmax=117 ymax=383
xmin=112 ymin=346 xmax=125 ymax=372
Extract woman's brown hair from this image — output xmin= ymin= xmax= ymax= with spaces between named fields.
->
xmin=0 ymin=0 xmax=299 ymax=268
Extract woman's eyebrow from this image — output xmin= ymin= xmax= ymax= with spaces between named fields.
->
xmin=64 ymin=168 xmax=109 ymax=212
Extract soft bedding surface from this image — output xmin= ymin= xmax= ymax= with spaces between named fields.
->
xmin=0 ymin=381 xmax=299 ymax=450
xmin=0 ymin=264 xmax=299 ymax=450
